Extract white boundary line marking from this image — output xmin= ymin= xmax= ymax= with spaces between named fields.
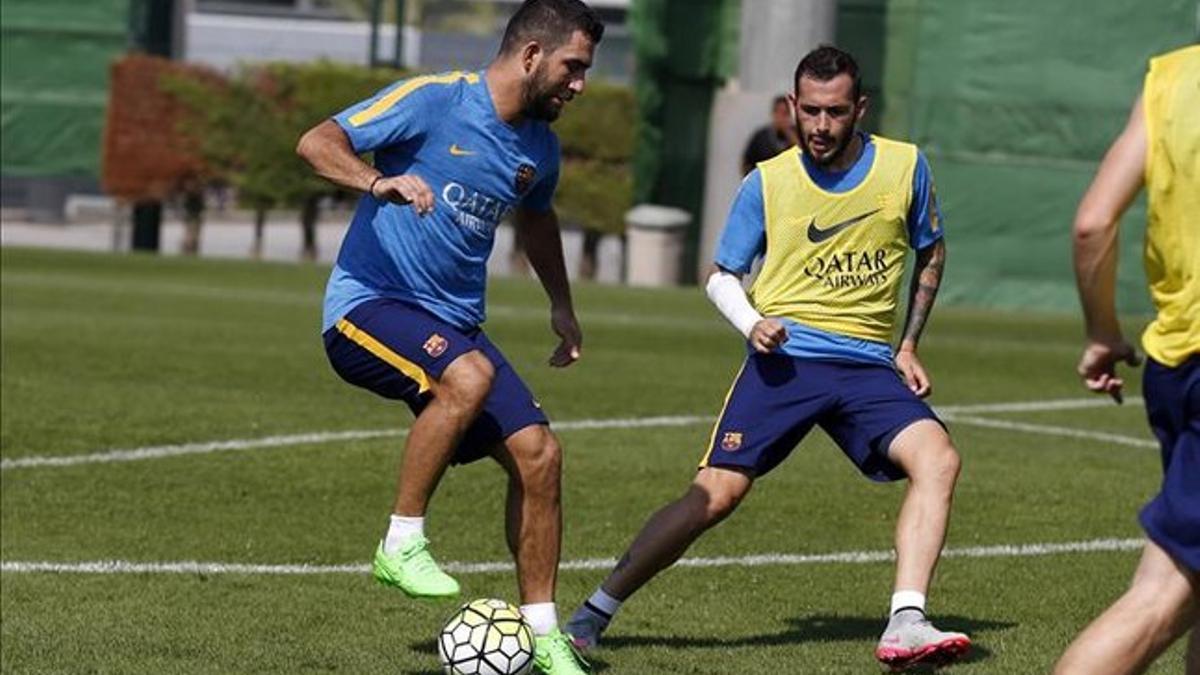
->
xmin=941 ymin=414 xmax=1158 ymax=449
xmin=0 ymin=416 xmax=711 ymax=471
xmin=0 ymin=537 xmax=1144 ymax=576
xmin=1 ymin=398 xmax=1154 ymax=471
xmin=0 ymin=430 xmax=402 ymax=470
xmin=935 ymin=397 xmax=1141 ymax=415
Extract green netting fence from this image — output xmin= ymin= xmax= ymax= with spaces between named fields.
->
xmin=879 ymin=0 xmax=1197 ymax=313
xmin=1 ymin=0 xmax=129 ymax=177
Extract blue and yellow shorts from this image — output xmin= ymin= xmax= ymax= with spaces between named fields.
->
xmin=323 ymin=297 xmax=548 ymax=465
xmin=1140 ymin=355 xmax=1200 ymax=572
xmin=700 ymin=353 xmax=943 ymax=481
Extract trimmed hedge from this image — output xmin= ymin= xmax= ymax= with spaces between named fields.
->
xmin=101 ymin=55 xmax=221 ymax=201
xmin=554 ymin=80 xmax=634 ymax=234
xmin=162 ymin=60 xmax=632 ymax=234
xmin=164 ymin=60 xmax=410 ymax=211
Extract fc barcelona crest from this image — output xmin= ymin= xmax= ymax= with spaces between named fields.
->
xmin=423 ymin=333 xmax=448 ymax=358
xmin=515 ymin=163 xmax=537 ymax=194
xmin=720 ymin=431 xmax=743 ymax=452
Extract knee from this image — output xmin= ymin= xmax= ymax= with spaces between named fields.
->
xmin=695 ymin=482 xmax=748 ymax=525
xmin=704 ymin=491 xmax=741 ymax=524
xmin=514 ymin=429 xmax=562 ymax=490
xmin=1125 ymin=558 xmax=1198 ymax=630
xmin=1118 ymin=582 xmax=1192 ymax=639
xmin=911 ymin=442 xmax=961 ymax=490
xmin=439 ymin=351 xmax=495 ymax=409
xmin=939 ymin=445 xmax=962 ymax=483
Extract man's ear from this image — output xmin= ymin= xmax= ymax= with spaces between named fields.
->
xmin=787 ymin=92 xmax=800 ymax=129
xmin=520 ymin=41 xmax=543 ymax=75
xmin=854 ymin=95 xmax=869 ymax=123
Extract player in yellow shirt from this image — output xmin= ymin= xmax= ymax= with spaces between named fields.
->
xmin=566 ymin=46 xmax=970 ymax=671
xmin=1055 ymin=45 xmax=1199 ymax=675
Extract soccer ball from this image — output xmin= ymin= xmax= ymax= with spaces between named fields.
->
xmin=438 ymin=598 xmax=535 ymax=675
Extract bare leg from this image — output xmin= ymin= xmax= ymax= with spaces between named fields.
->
xmin=1055 ymin=540 xmax=1199 ymax=675
xmin=392 ymin=351 xmax=494 ymax=516
xmin=491 ymin=425 xmax=563 ymax=604
xmin=887 ymin=419 xmax=961 ymax=596
xmin=600 ymin=466 xmax=754 ymax=600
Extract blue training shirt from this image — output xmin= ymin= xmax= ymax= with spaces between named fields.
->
xmin=322 ymin=71 xmax=560 ymax=332
xmin=714 ymin=133 xmax=944 ymax=366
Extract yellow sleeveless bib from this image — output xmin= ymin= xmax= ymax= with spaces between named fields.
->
xmin=1142 ymin=45 xmax=1200 ymax=367
xmin=750 ymin=136 xmax=919 ymax=343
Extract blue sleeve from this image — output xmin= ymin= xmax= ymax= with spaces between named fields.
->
xmin=332 ymin=78 xmax=451 ymax=154
xmin=713 ymin=169 xmax=766 ymax=274
xmin=521 ymin=135 xmax=560 ymax=212
xmin=907 ymin=151 xmax=944 ymax=250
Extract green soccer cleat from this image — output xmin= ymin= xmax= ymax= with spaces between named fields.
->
xmin=371 ymin=536 xmax=460 ymax=599
xmin=533 ymin=628 xmax=591 ymax=675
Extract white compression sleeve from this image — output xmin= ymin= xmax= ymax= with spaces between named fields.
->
xmin=705 ymin=270 xmax=763 ymax=339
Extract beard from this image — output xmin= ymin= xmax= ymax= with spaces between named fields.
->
xmin=797 ymin=120 xmax=857 ymax=168
xmin=522 ymin=65 xmax=568 ymax=122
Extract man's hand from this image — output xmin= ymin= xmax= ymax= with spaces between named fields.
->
xmin=372 ymin=174 xmax=435 ymax=215
xmin=549 ymin=305 xmax=582 ymax=368
xmin=749 ymin=318 xmax=787 ymax=354
xmin=895 ymin=347 xmax=932 ymax=398
xmin=1077 ymin=339 xmax=1141 ymax=404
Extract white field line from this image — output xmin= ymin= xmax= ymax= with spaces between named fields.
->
xmin=0 ymin=537 xmax=1144 ymax=577
xmin=1 ymin=399 xmax=1153 ymax=472
xmin=0 ymin=415 xmax=711 ymax=471
xmin=0 ymin=430 xmax=402 ymax=470
xmin=934 ymin=397 xmax=1142 ymax=415
xmin=941 ymin=414 xmax=1158 ymax=449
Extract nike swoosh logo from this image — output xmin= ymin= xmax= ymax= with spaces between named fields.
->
xmin=806 ymin=208 xmax=881 ymax=244
xmin=449 ymin=144 xmax=475 ymax=156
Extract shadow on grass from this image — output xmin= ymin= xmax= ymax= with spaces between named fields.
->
xmin=403 ymin=614 xmax=1007 ymax=670
xmin=600 ymin=613 xmax=1014 ymax=665
xmin=406 ymin=639 xmax=614 ymax=673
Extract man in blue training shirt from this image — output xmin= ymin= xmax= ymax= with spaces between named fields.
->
xmin=297 ymin=1 xmax=600 ymax=672
xmin=568 ymin=46 xmax=970 ymax=672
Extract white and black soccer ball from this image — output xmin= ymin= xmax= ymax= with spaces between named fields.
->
xmin=438 ymin=598 xmax=535 ymax=675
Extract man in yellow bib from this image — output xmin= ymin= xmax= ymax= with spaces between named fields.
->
xmin=1055 ymin=44 xmax=1199 ymax=675
xmin=567 ymin=46 xmax=969 ymax=671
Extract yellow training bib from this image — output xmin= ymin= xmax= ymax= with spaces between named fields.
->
xmin=1142 ymin=45 xmax=1200 ymax=367
xmin=750 ymin=136 xmax=919 ymax=343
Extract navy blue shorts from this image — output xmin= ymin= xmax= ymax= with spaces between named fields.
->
xmin=699 ymin=354 xmax=943 ymax=481
xmin=323 ymin=298 xmax=548 ymax=465
xmin=1139 ymin=355 xmax=1200 ymax=572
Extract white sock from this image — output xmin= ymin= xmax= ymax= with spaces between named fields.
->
xmin=890 ymin=590 xmax=927 ymax=616
xmin=521 ymin=602 xmax=558 ymax=636
xmin=584 ymin=588 xmax=622 ymax=620
xmin=383 ymin=515 xmax=424 ymax=554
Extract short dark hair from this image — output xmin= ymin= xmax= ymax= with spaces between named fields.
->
xmin=794 ymin=45 xmax=862 ymax=100
xmin=772 ymin=95 xmax=789 ymax=109
xmin=499 ymin=0 xmax=605 ymax=56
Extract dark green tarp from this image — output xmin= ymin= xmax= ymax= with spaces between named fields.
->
xmin=880 ymin=0 xmax=1197 ymax=313
xmin=1 ymin=0 xmax=129 ymax=177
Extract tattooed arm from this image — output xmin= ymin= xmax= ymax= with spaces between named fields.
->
xmin=895 ymin=239 xmax=946 ymax=397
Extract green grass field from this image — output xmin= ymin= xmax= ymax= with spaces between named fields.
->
xmin=0 ymin=246 xmax=1184 ymax=673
